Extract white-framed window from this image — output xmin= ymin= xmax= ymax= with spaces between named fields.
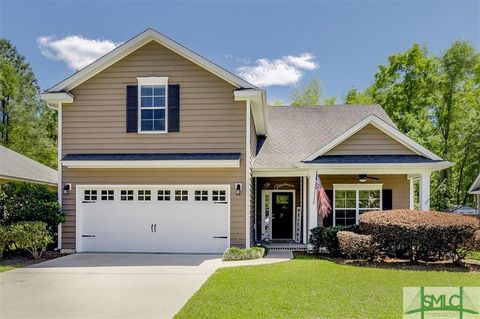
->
xmin=195 ymin=190 xmax=208 ymax=201
xmin=157 ymin=190 xmax=171 ymax=201
xmin=120 ymin=190 xmax=134 ymax=201
xmin=175 ymin=190 xmax=188 ymax=201
xmin=84 ymin=190 xmax=97 ymax=201
xmin=138 ymin=190 xmax=152 ymax=201
xmin=333 ymin=184 xmax=382 ymax=227
xmin=212 ymin=190 xmax=226 ymax=202
xmin=137 ymin=77 xmax=168 ymax=133
xmin=101 ymin=190 xmax=114 ymax=201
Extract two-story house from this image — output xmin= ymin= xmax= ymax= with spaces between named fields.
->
xmin=41 ymin=29 xmax=451 ymax=253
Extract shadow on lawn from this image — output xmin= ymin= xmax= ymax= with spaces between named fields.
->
xmin=293 ymin=252 xmax=480 ymax=273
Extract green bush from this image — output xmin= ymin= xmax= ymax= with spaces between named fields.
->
xmin=337 ymin=231 xmax=374 ymax=259
xmin=0 ymin=182 xmax=65 ymax=236
xmin=310 ymin=226 xmax=345 ymax=256
xmin=222 ymin=246 xmax=265 ymax=261
xmin=8 ymin=221 xmax=53 ymax=259
xmin=360 ymin=209 xmax=479 ymax=263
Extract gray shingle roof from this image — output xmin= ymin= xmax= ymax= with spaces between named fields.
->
xmin=62 ymin=153 xmax=241 ymax=161
xmin=0 ymin=145 xmax=57 ymax=185
xmin=254 ymin=105 xmax=396 ymax=168
xmin=305 ymin=155 xmax=441 ymax=164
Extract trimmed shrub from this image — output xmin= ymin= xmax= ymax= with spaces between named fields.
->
xmin=360 ymin=210 xmax=479 ymax=262
xmin=222 ymin=246 xmax=265 ymax=261
xmin=310 ymin=226 xmax=345 ymax=256
xmin=337 ymin=231 xmax=374 ymax=259
xmin=8 ymin=221 xmax=53 ymax=259
xmin=0 ymin=182 xmax=65 ymax=236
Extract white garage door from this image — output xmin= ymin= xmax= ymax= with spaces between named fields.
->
xmin=76 ymin=185 xmax=229 ymax=253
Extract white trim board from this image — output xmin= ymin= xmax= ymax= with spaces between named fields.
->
xmin=303 ymin=115 xmax=443 ymax=162
xmin=46 ymin=29 xmax=255 ymax=93
xmin=62 ymin=159 xmax=241 ymax=169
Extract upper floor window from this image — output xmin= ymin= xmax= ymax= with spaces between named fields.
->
xmin=137 ymin=77 xmax=168 ymax=133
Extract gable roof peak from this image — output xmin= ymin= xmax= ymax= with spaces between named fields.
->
xmin=46 ymin=28 xmax=256 ymax=93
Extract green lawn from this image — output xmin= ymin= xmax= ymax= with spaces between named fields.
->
xmin=176 ymin=256 xmax=479 ymax=319
xmin=0 ymin=264 xmax=23 ymax=273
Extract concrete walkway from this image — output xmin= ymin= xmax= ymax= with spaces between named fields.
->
xmin=0 ymin=251 xmax=292 ymax=319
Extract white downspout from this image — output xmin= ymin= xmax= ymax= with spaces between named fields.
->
xmin=245 ymin=99 xmax=251 ymax=248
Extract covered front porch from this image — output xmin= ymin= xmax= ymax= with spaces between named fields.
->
xmin=252 ymin=170 xmax=432 ymax=248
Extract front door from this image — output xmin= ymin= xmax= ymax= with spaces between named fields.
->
xmin=272 ymin=192 xmax=293 ymax=239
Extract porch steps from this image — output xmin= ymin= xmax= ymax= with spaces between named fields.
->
xmin=262 ymin=243 xmax=307 ymax=251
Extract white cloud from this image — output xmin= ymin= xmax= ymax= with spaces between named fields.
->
xmin=236 ymin=53 xmax=318 ymax=87
xmin=37 ymin=35 xmax=121 ymax=71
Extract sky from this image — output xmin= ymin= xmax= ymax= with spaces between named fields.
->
xmin=0 ymin=0 xmax=479 ymax=104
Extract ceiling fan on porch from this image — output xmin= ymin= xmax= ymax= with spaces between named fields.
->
xmin=358 ymin=174 xmax=379 ymax=183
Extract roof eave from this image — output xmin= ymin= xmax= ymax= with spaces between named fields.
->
xmin=234 ymin=89 xmax=268 ymax=136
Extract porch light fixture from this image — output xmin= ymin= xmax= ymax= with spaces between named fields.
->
xmin=358 ymin=175 xmax=368 ymax=183
xmin=235 ymin=182 xmax=243 ymax=195
xmin=63 ymin=183 xmax=72 ymax=195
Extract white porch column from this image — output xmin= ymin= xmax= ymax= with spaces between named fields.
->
xmin=308 ymin=170 xmax=317 ymax=233
xmin=409 ymin=177 xmax=415 ymax=210
xmin=419 ymin=172 xmax=431 ymax=211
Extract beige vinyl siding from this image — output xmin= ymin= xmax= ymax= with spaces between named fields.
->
xmin=325 ymin=124 xmax=415 ymax=155
xmin=320 ymin=174 xmax=410 ymax=208
xmin=61 ymin=40 xmax=247 ymax=249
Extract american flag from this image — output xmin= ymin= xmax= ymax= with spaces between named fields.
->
xmin=315 ymin=173 xmax=332 ymax=217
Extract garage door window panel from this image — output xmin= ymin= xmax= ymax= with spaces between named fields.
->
xmin=195 ymin=190 xmax=209 ymax=201
xmin=138 ymin=190 xmax=151 ymax=201
xmin=158 ymin=190 xmax=171 ymax=201
xmin=175 ymin=190 xmax=188 ymax=201
xmin=121 ymin=190 xmax=134 ymax=201
xmin=101 ymin=190 xmax=114 ymax=201
xmin=212 ymin=190 xmax=227 ymax=202
xmin=84 ymin=190 xmax=97 ymax=201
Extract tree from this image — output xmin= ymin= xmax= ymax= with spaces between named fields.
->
xmin=0 ymin=39 xmax=57 ymax=168
xmin=344 ymin=87 xmax=374 ymax=104
xmin=345 ymin=41 xmax=480 ymax=210
xmin=291 ymin=78 xmax=322 ymax=106
xmin=0 ymin=60 xmax=20 ymax=144
xmin=268 ymin=99 xmax=284 ymax=106
xmin=291 ymin=78 xmax=337 ymax=106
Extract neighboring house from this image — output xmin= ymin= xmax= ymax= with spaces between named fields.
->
xmin=469 ymin=173 xmax=480 ymax=213
xmin=447 ymin=205 xmax=478 ymax=214
xmin=0 ymin=145 xmax=57 ymax=187
xmin=41 ymin=29 xmax=451 ymax=254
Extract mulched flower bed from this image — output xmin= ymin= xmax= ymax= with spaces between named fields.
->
xmin=0 ymin=250 xmax=65 ymax=268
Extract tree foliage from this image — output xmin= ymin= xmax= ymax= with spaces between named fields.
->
xmin=0 ymin=39 xmax=57 ymax=168
xmin=290 ymin=78 xmax=337 ymax=106
xmin=346 ymin=41 xmax=480 ymax=210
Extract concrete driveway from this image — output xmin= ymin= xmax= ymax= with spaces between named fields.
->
xmin=0 ymin=253 xmax=222 ymax=319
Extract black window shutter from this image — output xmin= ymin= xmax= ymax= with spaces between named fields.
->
xmin=322 ymin=190 xmax=334 ymax=227
xmin=168 ymin=84 xmax=180 ymax=132
xmin=382 ymin=189 xmax=393 ymax=210
xmin=126 ymin=85 xmax=138 ymax=132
